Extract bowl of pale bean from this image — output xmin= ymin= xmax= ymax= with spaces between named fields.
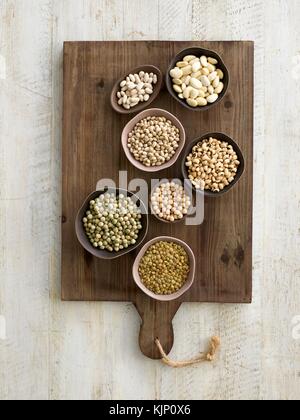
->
xmin=166 ymin=47 xmax=229 ymax=111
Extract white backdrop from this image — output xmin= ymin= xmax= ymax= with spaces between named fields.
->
xmin=0 ymin=0 xmax=300 ymax=400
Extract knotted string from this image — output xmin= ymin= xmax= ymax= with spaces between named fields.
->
xmin=155 ymin=336 xmax=221 ymax=368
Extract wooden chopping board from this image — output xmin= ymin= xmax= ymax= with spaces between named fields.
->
xmin=62 ymin=41 xmax=254 ymax=359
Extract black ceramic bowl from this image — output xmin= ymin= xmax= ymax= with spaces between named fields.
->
xmin=166 ymin=46 xmax=229 ymax=112
xmin=75 ymin=188 xmax=149 ymax=260
xmin=181 ymin=132 xmax=245 ymax=197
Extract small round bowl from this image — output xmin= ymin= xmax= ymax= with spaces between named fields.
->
xmin=181 ymin=132 xmax=245 ymax=197
xmin=111 ymin=65 xmax=163 ymax=115
xmin=75 ymin=188 xmax=149 ymax=260
xmin=150 ymin=178 xmax=192 ymax=224
xmin=133 ymin=236 xmax=195 ymax=301
xmin=121 ymin=108 xmax=186 ymax=173
xmin=166 ymin=46 xmax=229 ymax=112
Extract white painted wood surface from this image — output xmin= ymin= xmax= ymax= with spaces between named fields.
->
xmin=0 ymin=0 xmax=300 ymax=400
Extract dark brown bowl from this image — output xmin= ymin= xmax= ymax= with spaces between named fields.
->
xmin=75 ymin=188 xmax=149 ymax=260
xmin=181 ymin=133 xmax=245 ymax=197
xmin=150 ymin=179 xmax=192 ymax=224
xmin=111 ymin=65 xmax=163 ymax=115
xmin=166 ymin=46 xmax=229 ymax=112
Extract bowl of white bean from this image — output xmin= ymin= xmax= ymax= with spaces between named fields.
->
xmin=121 ymin=108 xmax=186 ymax=172
xmin=150 ymin=179 xmax=192 ymax=224
xmin=166 ymin=47 xmax=229 ymax=111
xmin=75 ymin=188 xmax=149 ymax=260
xmin=111 ymin=65 xmax=163 ymax=114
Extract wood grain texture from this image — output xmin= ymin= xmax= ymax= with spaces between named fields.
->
xmin=0 ymin=0 xmax=300 ymax=400
xmin=62 ymin=41 xmax=253 ymax=359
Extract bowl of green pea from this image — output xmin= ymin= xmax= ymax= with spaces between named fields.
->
xmin=75 ymin=188 xmax=149 ymax=260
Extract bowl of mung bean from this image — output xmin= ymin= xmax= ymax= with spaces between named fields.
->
xmin=121 ymin=108 xmax=186 ymax=172
xmin=75 ymin=188 xmax=149 ymax=260
xmin=133 ymin=236 xmax=195 ymax=301
xmin=181 ymin=132 xmax=245 ymax=197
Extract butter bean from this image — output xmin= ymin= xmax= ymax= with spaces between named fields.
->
xmin=173 ymin=78 xmax=183 ymax=85
xmin=208 ymin=85 xmax=215 ymax=95
xmin=200 ymin=75 xmax=210 ymax=87
xmin=196 ymin=97 xmax=208 ymax=106
xmin=170 ymin=68 xmax=183 ymax=79
xmin=183 ymin=55 xmax=196 ymax=62
xmin=200 ymin=56 xmax=208 ymax=67
xmin=190 ymin=88 xmax=199 ymax=99
xmin=192 ymin=61 xmax=201 ymax=73
xmin=201 ymin=67 xmax=210 ymax=76
xmin=191 ymin=71 xmax=202 ymax=79
xmin=207 ymin=63 xmax=216 ymax=73
xmin=213 ymin=76 xmax=220 ymax=88
xmin=217 ymin=69 xmax=224 ymax=80
xmin=173 ymin=84 xmax=182 ymax=93
xmin=183 ymin=87 xmax=193 ymax=99
xmin=190 ymin=77 xmax=202 ymax=89
xmin=214 ymin=82 xmax=224 ymax=94
xmin=197 ymin=90 xmax=206 ymax=98
xmin=181 ymin=65 xmax=192 ymax=76
xmin=208 ymin=71 xmax=218 ymax=82
xmin=208 ymin=57 xmax=218 ymax=65
xmin=177 ymin=61 xmax=189 ymax=68
xmin=207 ymin=94 xmax=219 ymax=103
xmin=187 ymin=98 xmax=198 ymax=107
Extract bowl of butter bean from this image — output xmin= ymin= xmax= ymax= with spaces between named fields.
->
xmin=182 ymin=132 xmax=245 ymax=196
xmin=166 ymin=47 xmax=229 ymax=111
xmin=133 ymin=237 xmax=195 ymax=301
xmin=75 ymin=188 xmax=149 ymax=260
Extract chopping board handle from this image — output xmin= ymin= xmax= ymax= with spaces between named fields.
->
xmin=134 ymin=298 xmax=181 ymax=360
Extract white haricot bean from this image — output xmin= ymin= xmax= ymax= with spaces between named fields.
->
xmin=117 ymin=71 xmax=158 ymax=110
xmin=169 ymin=53 xmax=226 ymax=108
xmin=151 ymin=182 xmax=191 ymax=222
